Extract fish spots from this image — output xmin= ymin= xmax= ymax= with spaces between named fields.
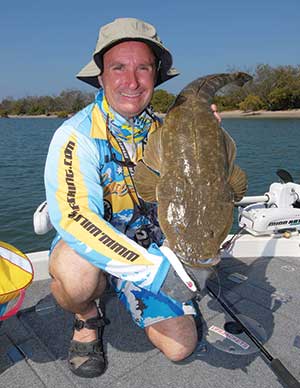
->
xmin=183 ymin=159 xmax=191 ymax=175
xmin=167 ymin=203 xmax=175 ymax=224
xmin=167 ymin=202 xmax=186 ymax=226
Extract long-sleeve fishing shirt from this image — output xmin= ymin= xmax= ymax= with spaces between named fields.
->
xmin=44 ymin=90 xmax=170 ymax=294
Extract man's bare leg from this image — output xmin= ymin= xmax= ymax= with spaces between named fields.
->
xmin=145 ymin=315 xmax=198 ymax=362
xmin=50 ymin=240 xmax=198 ymax=364
xmin=49 ymin=240 xmax=107 ymax=342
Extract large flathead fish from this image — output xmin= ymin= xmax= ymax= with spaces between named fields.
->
xmin=134 ymin=72 xmax=252 ymax=267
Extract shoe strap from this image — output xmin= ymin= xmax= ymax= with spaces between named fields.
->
xmin=74 ymin=315 xmax=109 ymax=331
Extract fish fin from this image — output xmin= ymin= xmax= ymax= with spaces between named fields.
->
xmin=221 ymin=128 xmax=248 ymax=201
xmin=143 ymin=126 xmax=162 ymax=172
xmin=222 ymin=127 xmax=236 ymax=175
xmin=134 ymin=128 xmax=162 ymax=203
xmin=134 ymin=161 xmax=160 ymax=202
xmin=229 ymin=164 xmax=248 ymax=202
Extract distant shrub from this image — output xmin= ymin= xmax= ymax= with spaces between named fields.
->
xmin=213 ymin=95 xmax=240 ymax=111
xmin=239 ymin=95 xmax=265 ymax=111
xmin=0 ymin=109 xmax=9 ymax=118
xmin=56 ymin=111 xmax=69 ymax=118
xmin=151 ymin=89 xmax=176 ymax=113
xmin=268 ymin=87 xmax=292 ymax=111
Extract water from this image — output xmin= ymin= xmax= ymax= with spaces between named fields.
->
xmin=0 ymin=118 xmax=64 ymax=252
xmin=1 ymin=117 xmax=300 ymax=253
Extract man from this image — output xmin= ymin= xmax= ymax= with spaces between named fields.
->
xmin=45 ymin=18 xmax=201 ymax=379
xmin=211 ymin=103 xmax=222 ymax=124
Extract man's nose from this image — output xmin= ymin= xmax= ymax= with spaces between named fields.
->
xmin=126 ymin=70 xmax=139 ymax=89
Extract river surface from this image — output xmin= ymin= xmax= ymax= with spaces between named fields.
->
xmin=1 ymin=117 xmax=300 ymax=253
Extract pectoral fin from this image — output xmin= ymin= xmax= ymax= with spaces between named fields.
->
xmin=143 ymin=126 xmax=162 ymax=171
xmin=222 ymin=127 xmax=236 ymax=175
xmin=134 ymin=127 xmax=162 ymax=203
xmin=229 ymin=165 xmax=248 ymax=202
xmin=134 ymin=161 xmax=160 ymax=202
xmin=222 ymin=127 xmax=247 ymax=201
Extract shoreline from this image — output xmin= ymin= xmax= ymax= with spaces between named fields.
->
xmin=220 ymin=109 xmax=300 ymax=118
xmin=2 ymin=109 xmax=300 ymax=119
xmin=4 ymin=114 xmax=65 ymax=119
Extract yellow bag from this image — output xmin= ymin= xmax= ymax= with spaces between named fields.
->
xmin=0 ymin=241 xmax=34 ymax=320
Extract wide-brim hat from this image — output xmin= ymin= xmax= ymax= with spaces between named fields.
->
xmin=76 ymin=17 xmax=179 ymax=88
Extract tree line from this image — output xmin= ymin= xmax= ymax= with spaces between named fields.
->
xmin=0 ymin=64 xmax=299 ymax=117
xmin=0 ymin=90 xmax=95 ymax=118
xmin=214 ymin=64 xmax=300 ymax=111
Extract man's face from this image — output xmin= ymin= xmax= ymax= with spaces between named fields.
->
xmin=98 ymin=41 xmax=156 ymax=118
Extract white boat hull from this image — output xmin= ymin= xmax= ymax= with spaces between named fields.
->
xmin=27 ymin=233 xmax=300 ymax=282
xmin=221 ymin=233 xmax=300 ymax=259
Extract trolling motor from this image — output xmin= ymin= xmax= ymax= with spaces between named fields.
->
xmin=236 ymin=169 xmax=300 ymax=236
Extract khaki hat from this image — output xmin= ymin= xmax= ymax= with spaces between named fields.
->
xmin=76 ymin=17 xmax=179 ymax=88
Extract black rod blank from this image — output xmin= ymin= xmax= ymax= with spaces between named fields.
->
xmin=206 ymin=285 xmax=300 ymax=388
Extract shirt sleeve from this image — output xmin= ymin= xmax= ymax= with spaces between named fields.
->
xmin=44 ymin=123 xmax=169 ymax=294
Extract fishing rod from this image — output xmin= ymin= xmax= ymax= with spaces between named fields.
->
xmin=161 ymin=246 xmax=300 ymax=387
xmin=206 ymin=285 xmax=300 ymax=388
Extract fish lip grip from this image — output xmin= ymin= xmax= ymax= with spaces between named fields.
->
xmin=160 ymin=246 xmax=198 ymax=292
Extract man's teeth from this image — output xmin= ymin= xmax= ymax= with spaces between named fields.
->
xmin=121 ymin=92 xmax=141 ymax=97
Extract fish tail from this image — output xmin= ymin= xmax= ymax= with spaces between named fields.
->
xmin=188 ymin=72 xmax=252 ymax=101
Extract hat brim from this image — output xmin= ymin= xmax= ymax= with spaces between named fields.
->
xmin=76 ymin=58 xmax=179 ymax=88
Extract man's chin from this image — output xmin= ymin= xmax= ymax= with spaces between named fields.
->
xmin=118 ymin=104 xmax=148 ymax=119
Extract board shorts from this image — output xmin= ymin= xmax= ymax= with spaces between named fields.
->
xmin=110 ymin=277 xmax=196 ymax=329
xmin=50 ymin=235 xmax=197 ymax=329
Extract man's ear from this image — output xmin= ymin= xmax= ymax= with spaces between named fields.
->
xmin=98 ymin=75 xmax=103 ymax=88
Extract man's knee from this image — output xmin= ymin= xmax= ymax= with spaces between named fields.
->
xmin=163 ymin=340 xmax=197 ymax=362
xmin=145 ymin=315 xmax=198 ymax=362
xmin=49 ymin=240 xmax=106 ymax=303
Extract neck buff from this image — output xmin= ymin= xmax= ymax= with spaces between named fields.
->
xmin=96 ymin=89 xmax=153 ymax=144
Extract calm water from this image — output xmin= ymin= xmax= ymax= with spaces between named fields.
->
xmin=1 ymin=117 xmax=300 ymax=253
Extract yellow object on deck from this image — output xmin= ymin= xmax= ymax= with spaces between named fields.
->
xmin=0 ymin=241 xmax=34 ymax=320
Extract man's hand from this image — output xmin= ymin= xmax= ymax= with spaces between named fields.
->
xmin=160 ymin=246 xmax=215 ymax=303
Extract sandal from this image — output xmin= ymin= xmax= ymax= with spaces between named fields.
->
xmin=68 ymin=301 xmax=110 ymax=378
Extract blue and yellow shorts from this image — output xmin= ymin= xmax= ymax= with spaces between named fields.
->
xmin=110 ymin=277 xmax=196 ymax=329
xmin=50 ymin=235 xmax=196 ymax=329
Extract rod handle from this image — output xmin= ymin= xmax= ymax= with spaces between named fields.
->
xmin=270 ymin=359 xmax=300 ymax=388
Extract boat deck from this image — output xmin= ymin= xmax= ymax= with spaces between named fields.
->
xmin=1 ymin=253 xmax=299 ymax=388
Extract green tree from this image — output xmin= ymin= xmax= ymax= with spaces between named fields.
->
xmin=239 ymin=95 xmax=265 ymax=111
xmin=268 ymin=87 xmax=293 ymax=110
xmin=12 ymin=99 xmax=28 ymax=115
xmin=151 ymin=89 xmax=175 ymax=113
xmin=0 ymin=109 xmax=9 ymax=117
xmin=213 ymin=95 xmax=240 ymax=111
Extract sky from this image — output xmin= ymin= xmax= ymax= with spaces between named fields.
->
xmin=0 ymin=0 xmax=299 ymax=100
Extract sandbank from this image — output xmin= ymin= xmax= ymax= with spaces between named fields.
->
xmin=5 ymin=114 xmax=60 ymax=119
xmin=220 ymin=109 xmax=300 ymax=118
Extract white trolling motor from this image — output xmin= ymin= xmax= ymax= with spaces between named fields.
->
xmin=236 ymin=169 xmax=300 ymax=236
